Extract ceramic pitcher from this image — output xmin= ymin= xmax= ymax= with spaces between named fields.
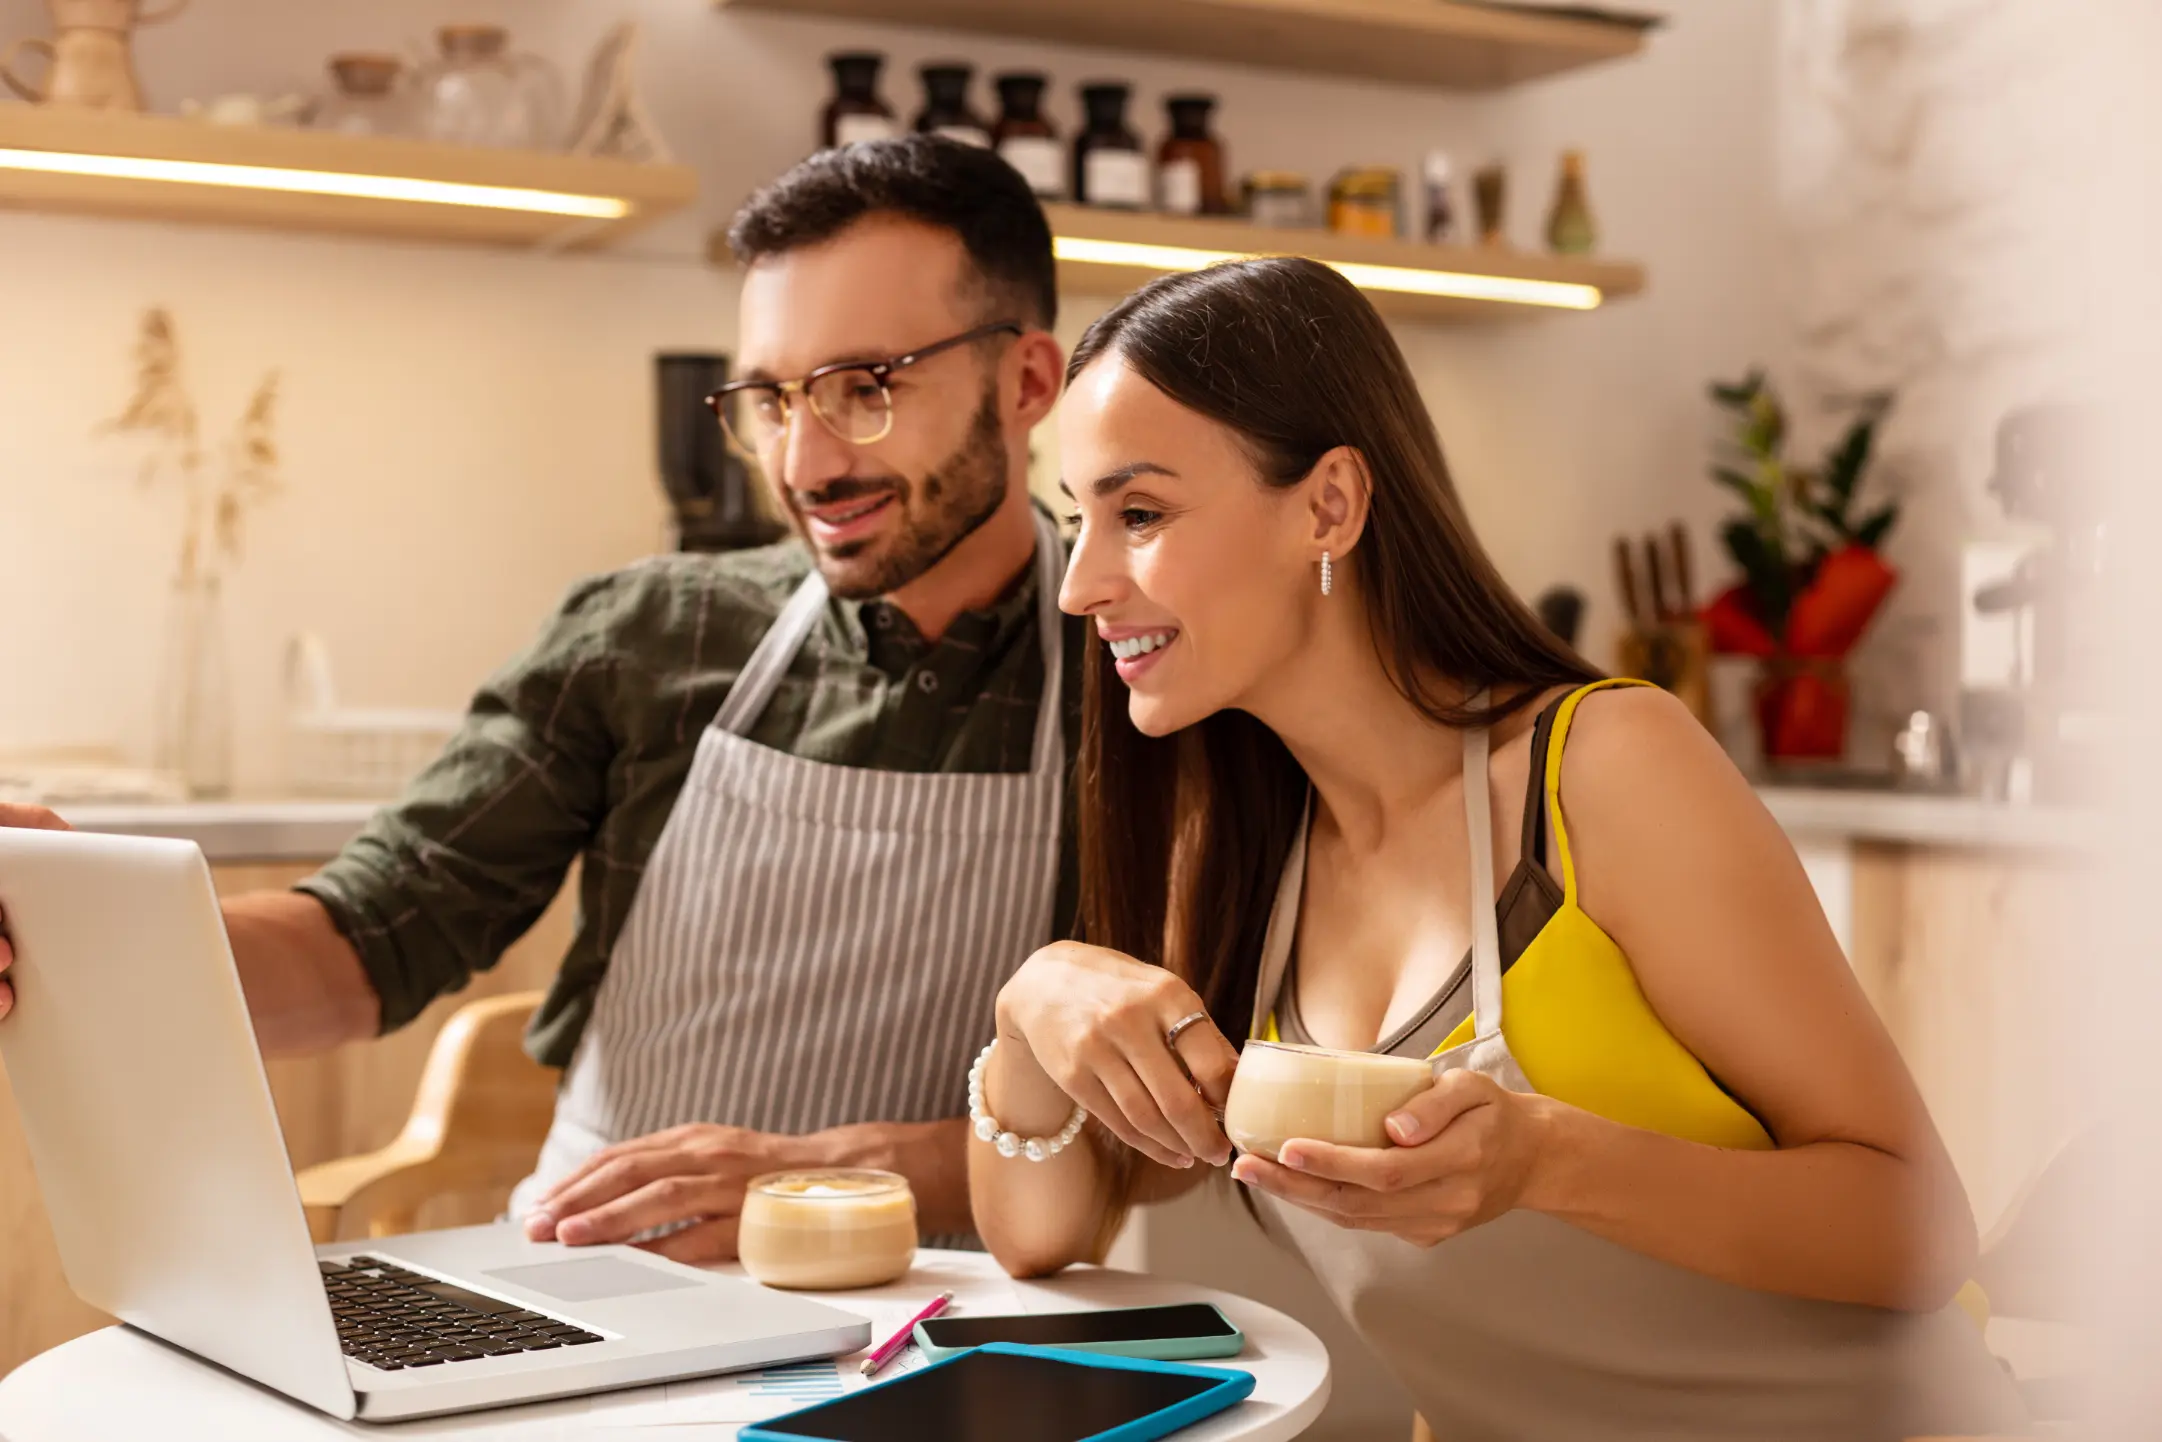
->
xmin=2 ymin=0 xmax=189 ymax=111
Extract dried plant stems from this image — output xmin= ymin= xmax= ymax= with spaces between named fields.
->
xmin=100 ymin=308 xmax=283 ymax=587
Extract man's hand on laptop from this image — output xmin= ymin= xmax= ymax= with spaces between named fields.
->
xmin=525 ymin=1122 xmax=851 ymax=1263
xmin=0 ymin=803 xmax=73 ymax=1022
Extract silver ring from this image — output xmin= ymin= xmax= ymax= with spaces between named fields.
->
xmin=1163 ymin=1011 xmax=1211 ymax=1050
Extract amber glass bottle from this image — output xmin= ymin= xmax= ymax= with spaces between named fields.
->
xmin=915 ymin=63 xmax=989 ymax=147
xmin=1074 ymin=83 xmax=1147 ymax=209
xmin=1156 ymin=94 xmax=1227 ymax=216
xmin=822 ymin=52 xmax=896 ymax=150
xmin=993 ymin=72 xmax=1062 ymax=199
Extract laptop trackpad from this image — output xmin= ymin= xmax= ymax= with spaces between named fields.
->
xmin=486 ymin=1258 xmax=703 ymax=1303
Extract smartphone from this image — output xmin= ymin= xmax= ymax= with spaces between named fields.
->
xmin=912 ymin=1302 xmax=1245 ymax=1363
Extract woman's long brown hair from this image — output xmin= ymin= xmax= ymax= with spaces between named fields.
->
xmin=1070 ymin=257 xmax=1601 ymax=1059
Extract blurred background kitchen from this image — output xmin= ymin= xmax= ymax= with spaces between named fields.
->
xmin=0 ymin=0 xmax=2141 ymax=1435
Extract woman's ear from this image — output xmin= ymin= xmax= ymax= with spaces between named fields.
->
xmin=1305 ymin=446 xmax=1373 ymax=561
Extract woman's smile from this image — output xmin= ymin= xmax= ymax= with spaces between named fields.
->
xmin=1102 ymin=625 xmax=1180 ymax=680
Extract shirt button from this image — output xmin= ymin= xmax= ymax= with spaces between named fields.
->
xmin=871 ymin=607 xmax=893 ymax=630
xmin=916 ymin=670 xmax=940 ymax=694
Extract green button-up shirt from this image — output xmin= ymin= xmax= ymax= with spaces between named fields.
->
xmin=297 ymin=531 xmax=1084 ymax=1068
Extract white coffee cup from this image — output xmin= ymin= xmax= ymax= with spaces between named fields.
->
xmin=1222 ymin=1040 xmax=1436 ymax=1159
xmin=737 ymin=1169 xmax=917 ymax=1291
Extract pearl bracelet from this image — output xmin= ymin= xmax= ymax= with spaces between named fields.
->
xmin=968 ymin=1040 xmax=1087 ymax=1162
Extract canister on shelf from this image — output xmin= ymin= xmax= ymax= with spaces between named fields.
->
xmin=1327 ymin=165 xmax=1400 ymax=239
xmin=1074 ymin=82 xmax=1147 ymax=209
xmin=1157 ymin=94 xmax=1228 ymax=216
xmin=992 ymin=72 xmax=1061 ymax=199
xmin=1242 ymin=170 xmax=1313 ymax=229
xmin=1473 ymin=162 xmax=1509 ymax=246
xmin=1422 ymin=149 xmax=1457 ymax=244
xmin=915 ymin=62 xmax=988 ymax=147
xmin=1545 ymin=149 xmax=1598 ymax=255
xmin=821 ymin=51 xmax=896 ymax=150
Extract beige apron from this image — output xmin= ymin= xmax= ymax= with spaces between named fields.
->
xmin=511 ymin=511 xmax=1067 ymax=1247
xmin=1246 ymin=718 xmax=2026 ymax=1441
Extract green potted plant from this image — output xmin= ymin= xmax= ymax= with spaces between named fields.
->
xmin=1701 ymin=371 xmax=1900 ymax=762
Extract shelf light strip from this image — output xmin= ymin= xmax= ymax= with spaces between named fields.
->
xmin=1053 ymin=235 xmax=1603 ymax=311
xmin=0 ymin=147 xmax=631 ymax=219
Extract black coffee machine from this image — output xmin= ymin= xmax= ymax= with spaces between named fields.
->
xmin=655 ymin=353 xmax=786 ymax=552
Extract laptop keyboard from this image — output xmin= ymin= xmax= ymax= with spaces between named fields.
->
xmin=321 ymin=1256 xmax=604 ymax=1372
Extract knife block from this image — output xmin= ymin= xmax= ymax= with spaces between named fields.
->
xmin=1619 ymin=620 xmax=1712 ymax=729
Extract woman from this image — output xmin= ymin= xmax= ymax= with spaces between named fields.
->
xmin=969 ymin=259 xmax=2025 ymax=1440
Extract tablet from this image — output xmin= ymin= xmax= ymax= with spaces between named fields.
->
xmin=738 ymin=1342 xmax=1255 ymax=1442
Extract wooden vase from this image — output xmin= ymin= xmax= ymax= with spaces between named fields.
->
xmin=2 ymin=0 xmax=189 ymax=111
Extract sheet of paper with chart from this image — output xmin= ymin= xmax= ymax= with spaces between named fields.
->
xmin=588 ymin=1255 xmax=1030 ymax=1429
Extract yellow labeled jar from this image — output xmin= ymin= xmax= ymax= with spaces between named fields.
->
xmin=1328 ymin=166 xmax=1401 ymax=239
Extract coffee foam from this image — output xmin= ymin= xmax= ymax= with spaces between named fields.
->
xmin=739 ymin=1169 xmax=917 ymax=1291
xmin=1223 ymin=1040 xmax=1435 ymax=1158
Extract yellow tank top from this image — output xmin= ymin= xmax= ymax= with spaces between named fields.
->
xmin=1262 ymin=678 xmax=1774 ymax=1152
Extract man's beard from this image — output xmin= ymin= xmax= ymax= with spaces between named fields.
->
xmin=790 ymin=383 xmax=1009 ymax=602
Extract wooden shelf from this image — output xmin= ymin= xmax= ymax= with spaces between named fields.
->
xmin=709 ymin=203 xmax=1641 ymax=324
xmin=715 ymin=0 xmax=1652 ymax=90
xmin=0 ymin=104 xmax=696 ymax=250
xmin=1040 ymin=204 xmax=1643 ymax=323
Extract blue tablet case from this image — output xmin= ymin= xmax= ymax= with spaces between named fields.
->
xmin=739 ymin=1341 xmax=1256 ymax=1442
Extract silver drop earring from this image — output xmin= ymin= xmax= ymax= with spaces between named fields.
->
xmin=1321 ymin=551 xmax=1334 ymax=596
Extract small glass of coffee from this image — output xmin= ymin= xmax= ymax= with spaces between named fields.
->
xmin=738 ymin=1169 xmax=917 ymax=1291
xmin=1222 ymin=1040 xmax=1436 ymax=1160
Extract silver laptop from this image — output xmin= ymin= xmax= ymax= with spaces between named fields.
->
xmin=0 ymin=828 xmax=871 ymax=1421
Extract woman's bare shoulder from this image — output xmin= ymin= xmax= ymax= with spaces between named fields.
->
xmin=1556 ymin=684 xmax=1787 ymax=872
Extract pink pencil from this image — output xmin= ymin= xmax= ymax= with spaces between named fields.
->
xmin=859 ymin=1290 xmax=955 ymax=1377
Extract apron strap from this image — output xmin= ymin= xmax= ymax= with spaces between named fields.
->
xmin=714 ymin=507 xmax=1070 ymax=753
xmin=1462 ymin=698 xmax=1505 ymax=1046
xmin=1248 ymin=790 xmax=1312 ymax=1041
xmin=712 ymin=565 xmax=832 ymax=737
xmin=1026 ymin=507 xmax=1068 ymax=780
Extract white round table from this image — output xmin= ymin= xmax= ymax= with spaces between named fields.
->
xmin=0 ymin=1249 xmax=1329 ymax=1441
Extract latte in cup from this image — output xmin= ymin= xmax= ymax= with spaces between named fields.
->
xmin=737 ymin=1169 xmax=917 ymax=1291
xmin=1223 ymin=1040 xmax=1436 ymax=1159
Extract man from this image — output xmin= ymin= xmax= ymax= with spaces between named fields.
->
xmin=0 ymin=137 xmax=1079 ymax=1261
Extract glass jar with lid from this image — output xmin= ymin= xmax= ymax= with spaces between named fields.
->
xmin=312 ymin=53 xmax=411 ymax=138
xmin=1243 ymin=170 xmax=1314 ymax=230
xmin=915 ymin=62 xmax=989 ymax=147
xmin=1073 ymin=82 xmax=1147 ymax=210
xmin=823 ymin=51 xmax=897 ymax=149
xmin=992 ymin=72 xmax=1061 ymax=199
xmin=1328 ymin=165 xmax=1401 ymax=239
xmin=412 ymin=24 xmax=566 ymax=149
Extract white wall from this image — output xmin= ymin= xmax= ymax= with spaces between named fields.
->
xmin=0 ymin=0 xmax=1779 ymax=801
xmin=1773 ymin=0 xmax=2111 ymax=754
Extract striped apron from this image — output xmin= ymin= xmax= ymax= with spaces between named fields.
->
xmin=509 ymin=510 xmax=1066 ymax=1243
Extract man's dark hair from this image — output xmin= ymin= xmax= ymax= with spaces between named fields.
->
xmin=726 ymin=136 xmax=1057 ymax=329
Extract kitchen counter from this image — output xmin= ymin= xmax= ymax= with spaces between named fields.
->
xmin=60 ymin=799 xmax=380 ymax=863
xmin=1755 ymin=785 xmax=2098 ymax=853
xmin=51 ymin=788 xmax=2101 ymax=863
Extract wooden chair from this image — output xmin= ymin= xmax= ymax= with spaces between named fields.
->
xmin=295 ymin=991 xmax=556 ymax=1242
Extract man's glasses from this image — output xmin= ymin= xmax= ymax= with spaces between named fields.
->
xmin=705 ymin=321 xmax=1022 ymax=455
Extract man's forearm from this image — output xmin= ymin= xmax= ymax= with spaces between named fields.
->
xmin=221 ymin=891 xmax=382 ymax=1056
xmin=820 ymin=1118 xmax=973 ymax=1237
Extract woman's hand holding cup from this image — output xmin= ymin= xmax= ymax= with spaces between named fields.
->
xmin=1231 ymin=1065 xmax=1554 ymax=1247
xmin=994 ymin=941 xmax=1240 ymax=1171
